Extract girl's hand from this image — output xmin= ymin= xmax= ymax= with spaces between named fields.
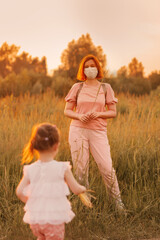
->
xmin=78 ymin=113 xmax=91 ymax=123
xmin=89 ymin=112 xmax=100 ymax=119
xmin=79 ymin=189 xmax=96 ymax=208
xmin=81 ymin=186 xmax=87 ymax=193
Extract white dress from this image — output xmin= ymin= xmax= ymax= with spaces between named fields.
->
xmin=22 ymin=160 xmax=75 ymax=225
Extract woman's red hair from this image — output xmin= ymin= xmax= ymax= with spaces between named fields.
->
xmin=77 ymin=54 xmax=104 ymax=81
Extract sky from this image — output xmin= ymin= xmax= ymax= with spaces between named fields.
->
xmin=0 ymin=0 xmax=160 ymax=76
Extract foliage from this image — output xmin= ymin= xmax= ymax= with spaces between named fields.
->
xmin=0 ymin=42 xmax=20 ymax=78
xmin=148 ymin=71 xmax=160 ymax=90
xmin=128 ymin=58 xmax=144 ymax=78
xmin=117 ymin=65 xmax=128 ymax=78
xmin=0 ymin=69 xmax=52 ymax=97
xmin=0 ymin=40 xmax=160 ymax=98
xmin=51 ymin=73 xmax=73 ymax=98
xmin=117 ymin=58 xmax=144 ymax=79
xmin=113 ymin=57 xmax=160 ymax=95
xmin=106 ymin=56 xmax=155 ymax=95
xmin=104 ymin=76 xmax=151 ymax=96
xmin=54 ymin=33 xmax=107 ymax=81
xmin=150 ymin=85 xmax=160 ymax=99
xmin=0 ymin=42 xmax=47 ymax=77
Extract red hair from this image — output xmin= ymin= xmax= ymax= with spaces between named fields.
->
xmin=21 ymin=123 xmax=60 ymax=164
xmin=77 ymin=54 xmax=104 ymax=81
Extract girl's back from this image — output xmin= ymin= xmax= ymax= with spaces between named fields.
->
xmin=16 ymin=123 xmax=86 ymax=240
xmin=23 ymin=160 xmax=75 ymax=225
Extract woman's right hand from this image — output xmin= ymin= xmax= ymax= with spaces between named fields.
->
xmin=78 ymin=113 xmax=91 ymax=123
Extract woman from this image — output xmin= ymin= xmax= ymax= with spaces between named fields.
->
xmin=64 ymin=54 xmax=124 ymax=210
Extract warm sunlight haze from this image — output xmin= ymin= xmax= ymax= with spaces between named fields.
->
xmin=0 ymin=0 xmax=160 ymax=76
xmin=0 ymin=1 xmax=160 ymax=239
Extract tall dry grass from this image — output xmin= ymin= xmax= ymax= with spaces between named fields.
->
xmin=0 ymin=90 xmax=159 ymax=240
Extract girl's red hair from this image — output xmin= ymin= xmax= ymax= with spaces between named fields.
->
xmin=21 ymin=123 xmax=60 ymax=164
xmin=77 ymin=54 xmax=104 ymax=81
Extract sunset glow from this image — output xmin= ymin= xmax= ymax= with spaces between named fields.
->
xmin=1 ymin=0 xmax=160 ymax=76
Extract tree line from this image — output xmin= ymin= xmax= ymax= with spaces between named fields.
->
xmin=0 ymin=34 xmax=160 ymax=98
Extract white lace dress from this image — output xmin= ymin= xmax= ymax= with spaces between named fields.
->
xmin=22 ymin=160 xmax=75 ymax=225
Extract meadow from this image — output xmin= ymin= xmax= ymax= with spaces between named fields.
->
xmin=0 ymin=90 xmax=159 ymax=240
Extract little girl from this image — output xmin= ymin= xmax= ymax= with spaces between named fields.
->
xmin=16 ymin=123 xmax=86 ymax=240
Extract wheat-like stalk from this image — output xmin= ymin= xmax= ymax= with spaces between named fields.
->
xmin=78 ymin=190 xmax=96 ymax=208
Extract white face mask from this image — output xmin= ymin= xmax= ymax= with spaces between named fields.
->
xmin=84 ymin=67 xmax=98 ymax=79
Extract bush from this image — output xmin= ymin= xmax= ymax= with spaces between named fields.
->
xmin=51 ymin=75 xmax=73 ymax=97
xmin=148 ymin=71 xmax=160 ymax=90
xmin=104 ymin=77 xmax=151 ymax=95
xmin=0 ymin=69 xmax=53 ymax=98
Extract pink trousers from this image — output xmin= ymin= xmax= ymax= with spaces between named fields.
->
xmin=30 ymin=223 xmax=65 ymax=240
xmin=69 ymin=126 xmax=121 ymax=200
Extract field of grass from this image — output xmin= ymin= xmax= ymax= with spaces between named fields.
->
xmin=0 ymin=90 xmax=159 ymax=240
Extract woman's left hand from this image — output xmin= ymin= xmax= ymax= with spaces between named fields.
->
xmin=89 ymin=112 xmax=100 ymax=119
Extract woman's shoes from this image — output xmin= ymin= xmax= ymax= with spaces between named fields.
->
xmin=115 ymin=200 xmax=127 ymax=216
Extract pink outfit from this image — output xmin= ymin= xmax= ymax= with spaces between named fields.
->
xmin=65 ymin=82 xmax=118 ymax=130
xmin=23 ymin=160 xmax=75 ymax=240
xmin=65 ymin=82 xmax=121 ymax=200
xmin=30 ymin=223 xmax=64 ymax=240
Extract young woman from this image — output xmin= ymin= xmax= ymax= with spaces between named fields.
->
xmin=64 ymin=54 xmax=125 ymax=211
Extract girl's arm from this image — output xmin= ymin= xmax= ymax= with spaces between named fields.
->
xmin=16 ymin=176 xmax=30 ymax=203
xmin=64 ymin=102 xmax=91 ymax=123
xmin=64 ymin=168 xmax=86 ymax=195
xmin=89 ymin=103 xmax=117 ymax=119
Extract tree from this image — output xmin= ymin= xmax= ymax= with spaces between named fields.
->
xmin=59 ymin=33 xmax=107 ymax=80
xmin=117 ymin=66 xmax=127 ymax=78
xmin=0 ymin=42 xmax=47 ymax=77
xmin=128 ymin=58 xmax=144 ymax=78
xmin=0 ymin=42 xmax=20 ymax=77
xmin=148 ymin=71 xmax=160 ymax=90
xmin=12 ymin=53 xmax=47 ymax=75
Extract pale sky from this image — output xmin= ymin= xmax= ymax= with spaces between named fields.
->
xmin=0 ymin=0 xmax=160 ymax=76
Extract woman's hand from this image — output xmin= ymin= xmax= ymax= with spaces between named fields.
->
xmin=78 ymin=113 xmax=91 ymax=123
xmin=89 ymin=105 xmax=117 ymax=120
xmin=78 ymin=112 xmax=101 ymax=122
xmin=89 ymin=112 xmax=100 ymax=119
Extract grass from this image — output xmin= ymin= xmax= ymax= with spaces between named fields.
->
xmin=0 ymin=90 xmax=160 ymax=240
